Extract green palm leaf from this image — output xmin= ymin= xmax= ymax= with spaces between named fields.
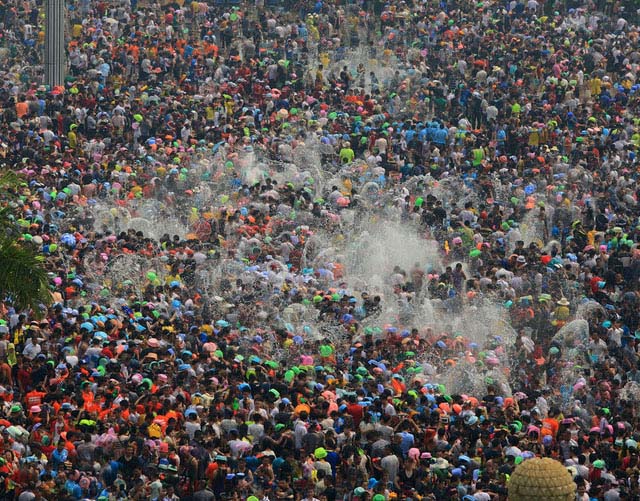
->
xmin=0 ymin=237 xmax=51 ymax=315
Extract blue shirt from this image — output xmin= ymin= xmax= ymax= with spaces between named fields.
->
xmin=405 ymin=130 xmax=416 ymax=143
xmin=434 ymin=128 xmax=448 ymax=145
xmin=65 ymin=479 xmax=82 ymax=500
xmin=51 ymin=447 xmax=68 ymax=469
xmin=398 ymin=431 xmax=415 ymax=456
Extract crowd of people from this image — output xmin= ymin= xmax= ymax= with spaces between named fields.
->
xmin=1 ymin=0 xmax=640 ymax=499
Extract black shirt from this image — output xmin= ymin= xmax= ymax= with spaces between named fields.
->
xmin=118 ymin=454 xmax=140 ymax=480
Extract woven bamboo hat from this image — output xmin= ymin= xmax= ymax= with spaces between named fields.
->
xmin=508 ymin=457 xmax=576 ymax=501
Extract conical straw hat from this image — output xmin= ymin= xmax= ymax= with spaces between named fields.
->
xmin=508 ymin=457 xmax=576 ymax=501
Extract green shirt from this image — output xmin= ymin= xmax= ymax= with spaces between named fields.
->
xmin=339 ymin=147 xmax=355 ymax=164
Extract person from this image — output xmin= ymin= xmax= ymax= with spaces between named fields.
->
xmin=147 ymin=470 xmax=163 ymax=500
xmin=380 ymin=446 xmax=400 ymax=488
xmin=192 ymin=483 xmax=215 ymax=501
xmin=118 ymin=445 xmax=140 ymax=483
xmin=301 ymin=487 xmax=320 ymax=501
xmin=49 ymin=440 xmax=68 ymax=471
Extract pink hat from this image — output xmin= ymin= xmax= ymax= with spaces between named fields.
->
xmin=321 ymin=390 xmax=336 ymax=402
xmin=408 ymin=448 xmax=420 ymax=460
xmin=147 ymin=338 xmax=160 ymax=348
xmin=30 ymin=405 xmax=41 ymax=413
xmin=157 ymin=374 xmax=168 ymax=383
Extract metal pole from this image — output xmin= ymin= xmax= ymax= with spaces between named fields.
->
xmin=44 ymin=0 xmax=65 ymax=88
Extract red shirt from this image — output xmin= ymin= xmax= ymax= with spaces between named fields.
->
xmin=590 ymin=276 xmax=604 ymax=294
xmin=346 ymin=403 xmax=364 ymax=427
xmin=17 ymin=367 xmax=31 ymax=390
xmin=100 ymin=347 xmax=114 ymax=359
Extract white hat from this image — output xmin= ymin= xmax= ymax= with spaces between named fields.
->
xmin=430 ymin=458 xmax=450 ymax=471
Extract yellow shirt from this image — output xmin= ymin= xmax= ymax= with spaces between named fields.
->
xmin=165 ymin=273 xmax=181 ymax=285
xmin=309 ymin=25 xmax=320 ymax=41
xmin=555 ymin=305 xmax=570 ymax=321
xmin=68 ymin=130 xmax=77 ymax=149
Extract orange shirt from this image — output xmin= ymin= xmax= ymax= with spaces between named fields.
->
xmin=64 ymin=439 xmax=76 ymax=453
xmin=128 ymin=44 xmax=140 ymax=62
xmin=176 ymin=38 xmax=186 ymax=55
xmin=203 ymin=42 xmax=218 ymax=57
xmin=541 ymin=417 xmax=559 ymax=438
xmin=97 ymin=403 xmax=114 ymax=421
xmin=16 ymin=101 xmax=28 ymax=118
xmin=25 ymin=390 xmax=46 ymax=408
xmin=82 ymin=389 xmax=94 ymax=406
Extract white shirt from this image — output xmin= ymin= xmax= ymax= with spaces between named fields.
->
xmin=247 ymin=423 xmax=264 ymax=444
xmin=185 ymin=421 xmax=201 ymax=440
xmin=384 ymin=402 xmax=397 ymax=416
xmin=536 ymin=396 xmax=549 ymax=418
xmin=294 ymin=419 xmax=308 ymax=449
xmin=381 ymin=453 xmax=399 ymax=480
xmin=22 ymin=341 xmax=41 ymax=361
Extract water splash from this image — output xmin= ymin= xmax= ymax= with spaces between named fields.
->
xmin=64 ymin=65 xmax=547 ymax=402
xmin=89 ymin=199 xmax=187 ymax=240
xmin=552 ymin=319 xmax=590 ymax=354
xmin=341 ymin=220 xmax=439 ymax=292
xmin=619 ymin=381 xmax=640 ymax=408
xmin=575 ymin=300 xmax=605 ymax=321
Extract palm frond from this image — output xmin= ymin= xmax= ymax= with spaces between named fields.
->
xmin=0 ymin=237 xmax=51 ymax=315
xmin=0 ymin=171 xmax=26 ymax=233
xmin=0 ymin=171 xmax=22 ymax=188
